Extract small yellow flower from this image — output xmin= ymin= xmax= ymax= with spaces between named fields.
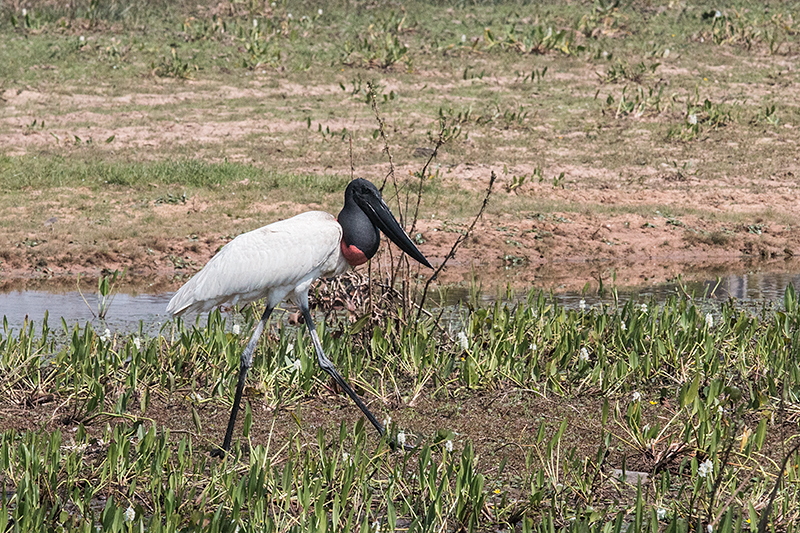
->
xmin=494 ymin=489 xmax=501 ymax=494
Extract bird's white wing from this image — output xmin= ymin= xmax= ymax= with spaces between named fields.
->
xmin=167 ymin=211 xmax=344 ymax=316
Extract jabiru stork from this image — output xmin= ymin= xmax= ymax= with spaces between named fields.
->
xmin=167 ymin=178 xmax=432 ymax=456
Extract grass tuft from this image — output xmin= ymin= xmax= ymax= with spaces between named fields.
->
xmin=2 ymin=286 xmax=800 ymax=531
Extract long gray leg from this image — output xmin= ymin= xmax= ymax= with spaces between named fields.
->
xmin=299 ymin=305 xmax=415 ymax=452
xmin=299 ymin=301 xmax=393 ymax=439
xmin=211 ymin=306 xmax=273 ymax=458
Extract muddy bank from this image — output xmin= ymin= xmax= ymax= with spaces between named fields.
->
xmin=1 ymin=207 xmax=798 ymax=295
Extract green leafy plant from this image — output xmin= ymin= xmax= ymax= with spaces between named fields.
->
xmin=76 ymin=269 xmax=125 ymax=320
xmin=153 ymin=47 xmax=195 ymax=78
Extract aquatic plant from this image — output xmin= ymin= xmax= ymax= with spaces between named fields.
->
xmin=0 ymin=285 xmax=799 ymax=531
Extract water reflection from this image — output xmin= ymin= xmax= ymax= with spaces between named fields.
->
xmin=706 ymin=271 xmax=800 ymax=301
xmin=0 ymin=291 xmax=173 ymax=335
xmin=1 ymin=269 xmax=798 ymax=335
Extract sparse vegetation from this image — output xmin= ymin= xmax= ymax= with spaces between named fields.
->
xmin=1 ymin=1 xmax=799 ymax=285
xmin=2 ymin=0 xmax=800 ymax=529
xmin=684 ymin=230 xmax=733 ymax=247
xmin=2 ymin=287 xmax=800 ymax=531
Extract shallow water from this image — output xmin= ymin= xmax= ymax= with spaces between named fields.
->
xmin=0 ymin=291 xmax=174 ymax=337
xmin=1 ymin=268 xmax=798 ymax=335
xmin=435 ymin=268 xmax=800 ymax=309
xmin=551 ymin=269 xmax=800 ymax=312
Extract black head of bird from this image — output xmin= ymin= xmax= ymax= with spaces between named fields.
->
xmin=337 ymin=178 xmax=432 ymax=269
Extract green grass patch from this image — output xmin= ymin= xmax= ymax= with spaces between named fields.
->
xmin=0 ymin=155 xmax=353 ymax=192
xmin=2 ymin=286 xmax=800 ymax=531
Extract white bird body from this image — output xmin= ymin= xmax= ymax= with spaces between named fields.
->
xmin=167 ymin=211 xmax=349 ymax=316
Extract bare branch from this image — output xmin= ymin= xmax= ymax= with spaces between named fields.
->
xmin=368 ymin=82 xmax=399 ymax=212
xmin=367 ymin=81 xmax=408 ymax=306
xmin=348 ymin=134 xmax=355 ymax=181
xmin=409 ymin=121 xmax=447 ymax=236
xmin=416 ymin=171 xmax=497 ymax=322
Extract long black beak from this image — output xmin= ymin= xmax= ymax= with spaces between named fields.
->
xmin=361 ymin=193 xmax=433 ymax=269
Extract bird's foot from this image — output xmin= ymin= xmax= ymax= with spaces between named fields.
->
xmin=210 ymin=446 xmax=227 ymax=459
xmin=388 ymin=437 xmax=417 ymax=453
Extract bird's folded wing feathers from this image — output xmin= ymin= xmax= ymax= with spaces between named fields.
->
xmin=167 ymin=212 xmax=342 ymax=316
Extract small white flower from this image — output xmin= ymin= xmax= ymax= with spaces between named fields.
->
xmin=717 ymin=405 xmax=724 ymax=414
xmin=657 ymin=508 xmax=667 ymax=520
xmin=63 ymin=441 xmax=89 ymax=453
xmin=445 ymin=440 xmax=453 ymax=452
xmin=707 ymin=525 xmax=714 ymax=533
xmin=372 ymin=519 xmax=381 ymax=532
xmin=124 ymin=505 xmax=135 ymax=522
xmin=579 ymin=347 xmax=589 ymax=362
xmin=397 ymin=432 xmax=406 ymax=446
xmin=632 ymin=391 xmax=642 ymax=402
xmin=461 ymin=34 xmax=466 ymax=43
xmin=318 ymin=9 xmax=323 ymax=15
xmin=342 ymin=451 xmax=353 ymax=465
xmin=698 ymin=458 xmax=713 ymax=478
xmin=292 ymin=359 xmax=301 ymax=371
xmin=705 ymin=313 xmax=714 ymax=328
xmin=530 ymin=343 xmax=537 ymax=352
xmin=640 ymin=303 xmax=648 ymax=313
xmin=287 ymin=343 xmax=294 ymax=355
xmin=100 ymin=328 xmax=112 ymax=342
xmin=714 ymin=10 xmax=722 ymax=18
xmin=620 ymin=321 xmax=627 ymax=331
xmin=688 ymin=114 xmax=698 ymax=125
xmin=189 ymin=391 xmax=204 ymax=403
xmin=642 ymin=424 xmax=650 ymax=433
xmin=383 ymin=416 xmax=392 ymax=427
xmin=253 ymin=18 xmax=258 ymax=27
xmin=232 ymin=324 xmax=240 ymax=335
xmin=457 ymin=331 xmax=468 ymax=350
xmin=579 ymin=299 xmax=586 ymax=311
xmin=79 ymin=35 xmax=85 ymax=42
xmin=663 ymin=48 xmax=670 ymax=58
xmin=132 ymin=337 xmax=141 ymax=350
xmin=271 ymin=1 xmax=276 ymax=6
xmin=287 ymin=13 xmax=292 ymax=19
xmin=22 ymin=8 xmax=27 ymax=16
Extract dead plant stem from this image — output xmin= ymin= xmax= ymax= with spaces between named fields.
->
xmin=415 ymin=171 xmax=497 ymax=324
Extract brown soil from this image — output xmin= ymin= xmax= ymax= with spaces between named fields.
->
xmin=1 ymin=186 xmax=797 ymax=295
xmin=2 ymin=70 xmax=800 ymax=294
xmin=0 ymin=367 xmax=686 ymax=494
